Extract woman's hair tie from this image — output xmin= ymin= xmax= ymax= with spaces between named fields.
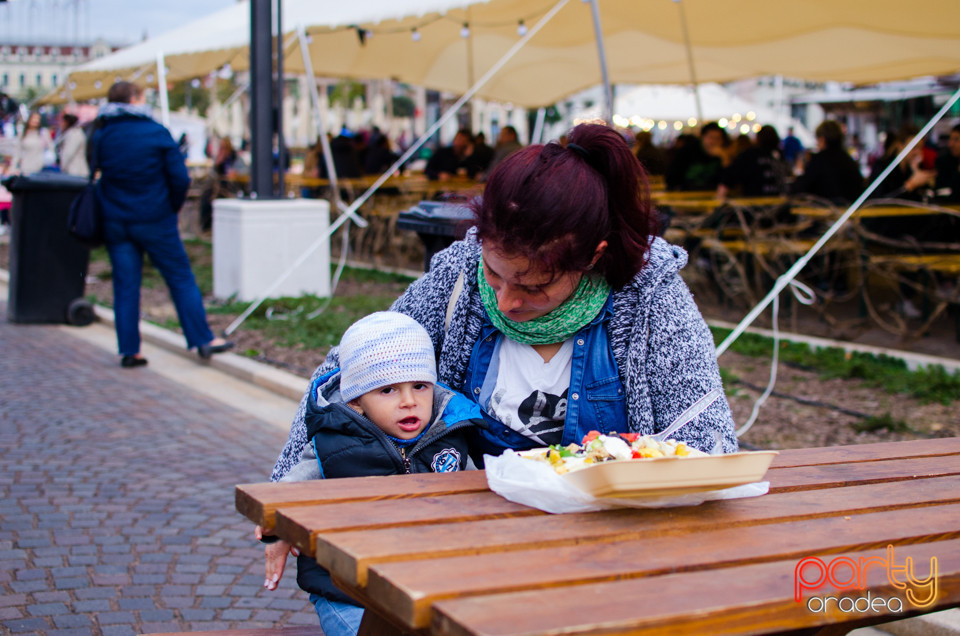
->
xmin=567 ymin=142 xmax=590 ymax=161
xmin=567 ymin=142 xmax=603 ymax=176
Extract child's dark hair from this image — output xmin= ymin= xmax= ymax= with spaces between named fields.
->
xmin=472 ymin=123 xmax=655 ymax=289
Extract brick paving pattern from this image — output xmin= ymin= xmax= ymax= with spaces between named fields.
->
xmin=0 ymin=306 xmax=319 ymax=635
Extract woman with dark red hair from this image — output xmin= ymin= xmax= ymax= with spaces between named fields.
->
xmin=270 ymin=123 xmax=736 ymax=481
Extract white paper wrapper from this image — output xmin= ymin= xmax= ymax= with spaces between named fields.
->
xmin=484 ymin=450 xmax=769 ymax=514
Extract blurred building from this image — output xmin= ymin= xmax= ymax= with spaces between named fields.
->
xmin=0 ymin=39 xmax=119 ymax=100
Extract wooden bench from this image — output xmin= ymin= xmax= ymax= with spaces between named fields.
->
xmin=865 ymin=252 xmax=960 ymax=341
xmin=869 ymin=253 xmax=960 ymax=276
xmin=793 ymin=204 xmax=960 ymax=219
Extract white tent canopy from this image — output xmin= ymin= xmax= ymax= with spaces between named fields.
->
xmin=574 ymin=83 xmax=817 ymax=145
xmin=53 ymin=0 xmax=960 ymax=107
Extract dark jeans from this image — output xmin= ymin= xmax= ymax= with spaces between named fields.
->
xmin=104 ymin=214 xmax=214 ymax=356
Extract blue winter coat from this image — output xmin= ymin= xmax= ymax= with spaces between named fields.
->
xmin=92 ymin=103 xmax=190 ymax=224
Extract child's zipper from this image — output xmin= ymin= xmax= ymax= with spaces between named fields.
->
xmin=398 ymin=446 xmax=412 ymax=474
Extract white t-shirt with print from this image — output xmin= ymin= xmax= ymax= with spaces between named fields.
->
xmin=486 ymin=337 xmax=573 ymax=446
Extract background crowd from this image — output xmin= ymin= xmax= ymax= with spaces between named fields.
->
xmin=642 ymin=118 xmax=960 ymax=207
xmin=2 ymin=97 xmax=960 ymax=241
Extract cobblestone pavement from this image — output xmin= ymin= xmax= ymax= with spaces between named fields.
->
xmin=0 ymin=304 xmax=319 ymax=635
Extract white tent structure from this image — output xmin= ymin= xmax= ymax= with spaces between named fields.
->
xmin=51 ymin=0 xmax=960 ymax=108
xmin=48 ymin=0 xmax=960 ymax=358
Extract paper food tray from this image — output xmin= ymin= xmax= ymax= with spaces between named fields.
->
xmin=559 ymin=451 xmax=779 ymax=499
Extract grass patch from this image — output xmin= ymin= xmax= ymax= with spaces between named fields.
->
xmin=718 ymin=367 xmax=742 ymax=397
xmin=209 ymin=292 xmax=400 ymax=351
xmin=207 ymin=266 xmax=415 ymax=351
xmin=851 ymin=413 xmax=911 ymax=434
xmin=89 ymin=246 xmax=109 ymax=264
xmin=87 ymin=239 xmax=212 ymax=292
xmin=712 ymin=326 xmax=960 ymax=405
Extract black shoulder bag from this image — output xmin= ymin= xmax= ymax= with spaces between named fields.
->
xmin=67 ymin=125 xmax=103 ymax=247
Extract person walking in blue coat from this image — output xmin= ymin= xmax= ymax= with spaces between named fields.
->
xmin=93 ymin=81 xmax=232 ymax=367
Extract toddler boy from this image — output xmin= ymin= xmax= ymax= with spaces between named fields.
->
xmin=259 ymin=311 xmax=481 ymax=636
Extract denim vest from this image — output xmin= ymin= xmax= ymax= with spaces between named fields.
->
xmin=463 ymin=295 xmax=628 ymax=458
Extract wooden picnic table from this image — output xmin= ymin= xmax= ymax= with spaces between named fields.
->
xmin=791 ymin=204 xmax=960 ymax=219
xmin=655 ymin=195 xmax=788 ymax=211
xmin=225 ymin=173 xmax=482 ymax=199
xmin=237 ymin=438 xmax=960 ymax=635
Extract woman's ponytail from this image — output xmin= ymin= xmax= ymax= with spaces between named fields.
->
xmin=566 ymin=124 xmax=655 ymax=288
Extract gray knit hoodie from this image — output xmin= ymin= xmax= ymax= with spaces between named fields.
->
xmin=271 ymin=229 xmax=737 ymax=481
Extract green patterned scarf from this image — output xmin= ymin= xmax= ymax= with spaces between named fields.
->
xmin=477 ymin=257 xmax=610 ymax=345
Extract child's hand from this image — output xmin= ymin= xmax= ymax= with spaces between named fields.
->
xmin=255 ymin=525 xmax=299 ymax=591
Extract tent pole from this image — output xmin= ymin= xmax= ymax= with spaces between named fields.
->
xmin=275 ymin=0 xmax=286 ymax=199
xmin=296 ymin=26 xmax=360 ymax=227
xmin=588 ymin=0 xmax=613 ymax=125
xmin=466 ymin=7 xmax=476 ymax=90
xmin=156 ymin=51 xmax=170 ymax=128
xmin=250 ymin=0 xmax=274 ymax=199
xmin=715 ymin=85 xmax=960 ymax=358
xmin=532 ymin=106 xmax=547 ymax=144
xmin=675 ymin=0 xmax=703 ymax=123
xmin=774 ymin=74 xmax=786 ymax=133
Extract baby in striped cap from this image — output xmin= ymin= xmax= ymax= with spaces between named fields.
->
xmin=337 ymin=311 xmax=439 ymax=440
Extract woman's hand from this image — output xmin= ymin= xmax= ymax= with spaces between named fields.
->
xmin=255 ymin=524 xmax=299 ymax=591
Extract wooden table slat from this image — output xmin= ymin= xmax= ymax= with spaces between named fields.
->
xmin=276 ymin=491 xmax=541 ymax=555
xmin=767 ymin=454 xmax=960 ymax=492
xmin=366 ymin=503 xmax=960 ymax=628
xmin=768 ymin=438 xmax=960 ymax=469
xmin=317 ymin=474 xmax=960 ymax=588
xmin=236 ymin=471 xmax=488 ymax=530
xmin=432 ymin=541 xmax=960 ymax=636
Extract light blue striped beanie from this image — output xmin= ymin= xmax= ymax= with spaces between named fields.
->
xmin=338 ymin=312 xmax=437 ymax=403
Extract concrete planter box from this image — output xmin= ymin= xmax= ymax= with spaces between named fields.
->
xmin=212 ymin=198 xmax=331 ymax=301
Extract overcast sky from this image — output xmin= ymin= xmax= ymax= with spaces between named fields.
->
xmin=0 ymin=0 xmax=238 ymax=45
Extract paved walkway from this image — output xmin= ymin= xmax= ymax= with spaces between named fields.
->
xmin=0 ymin=299 xmax=320 ymax=635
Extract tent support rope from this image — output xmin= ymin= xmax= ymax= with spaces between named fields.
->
xmin=675 ymin=0 xmax=703 ymax=123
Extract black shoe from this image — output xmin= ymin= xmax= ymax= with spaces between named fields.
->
xmin=198 ymin=340 xmax=235 ymax=359
xmin=121 ymin=355 xmax=148 ymax=368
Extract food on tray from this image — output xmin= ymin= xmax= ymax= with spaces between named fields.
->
xmin=520 ymin=430 xmax=708 ymax=475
